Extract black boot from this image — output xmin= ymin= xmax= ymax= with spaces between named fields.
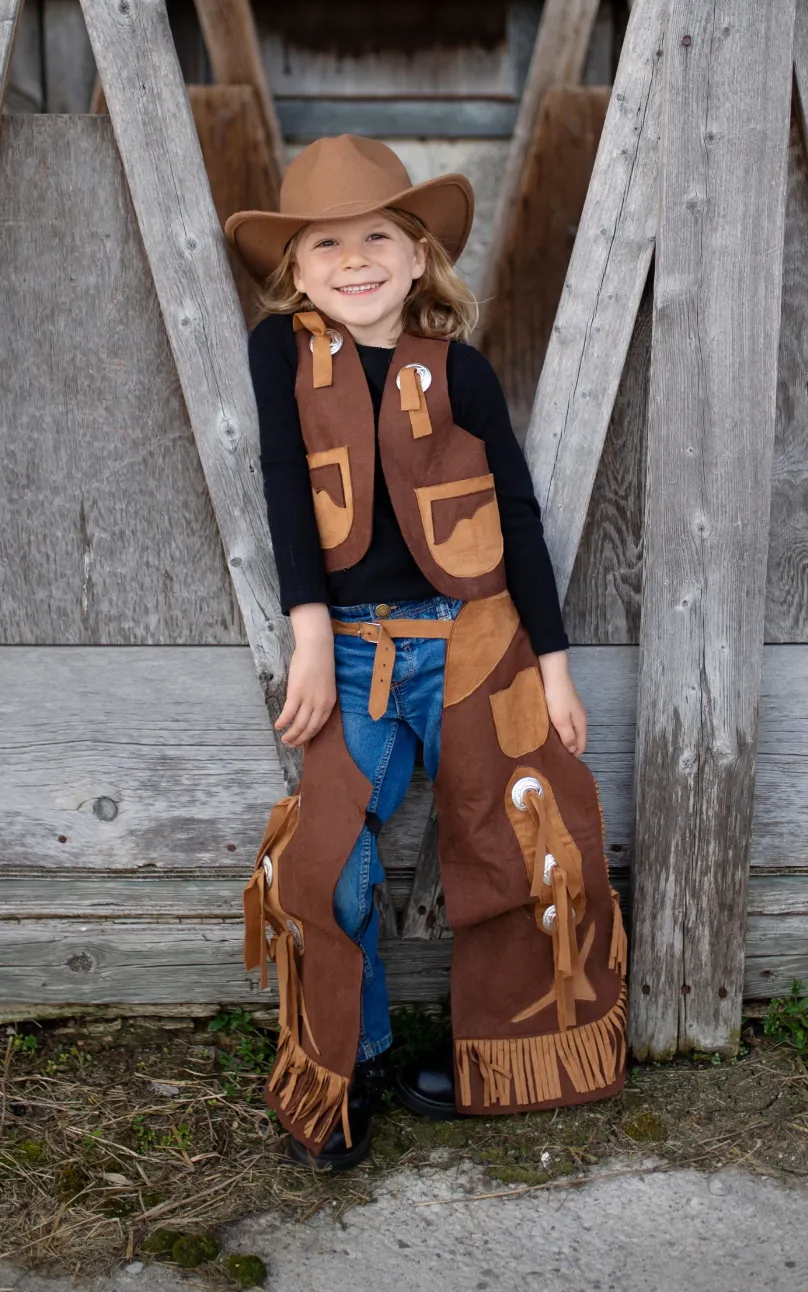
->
xmin=395 ymin=1045 xmax=461 ymax=1121
xmin=286 ymin=1051 xmax=392 ymax=1172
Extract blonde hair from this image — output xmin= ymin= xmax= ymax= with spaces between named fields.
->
xmin=254 ymin=206 xmax=479 ymax=341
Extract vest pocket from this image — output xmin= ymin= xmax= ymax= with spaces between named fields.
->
xmin=415 ymin=474 xmax=504 ymax=579
xmin=306 ymin=446 xmax=354 ymax=550
xmin=489 ymin=665 xmax=549 ymax=757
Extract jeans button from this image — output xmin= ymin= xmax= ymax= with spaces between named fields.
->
xmin=374 ymin=603 xmax=392 ymax=619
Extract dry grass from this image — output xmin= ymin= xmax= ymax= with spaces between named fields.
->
xmin=1 ymin=1009 xmax=807 ymax=1281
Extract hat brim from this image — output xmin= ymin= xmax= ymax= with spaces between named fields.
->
xmin=224 ymin=173 xmax=474 ymax=283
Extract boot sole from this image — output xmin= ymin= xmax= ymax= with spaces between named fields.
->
xmin=395 ymin=1074 xmax=462 ymax=1121
xmin=286 ymin=1122 xmax=372 ymax=1173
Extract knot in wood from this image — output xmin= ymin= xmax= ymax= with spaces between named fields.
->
xmin=67 ymin=952 xmax=94 ymax=974
xmin=681 ymin=34 xmax=692 ymax=47
xmin=92 ymin=796 xmax=118 ymax=822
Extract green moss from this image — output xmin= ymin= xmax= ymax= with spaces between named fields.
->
xmin=623 ymin=1110 xmax=667 ymax=1142
xmin=224 ymin=1253 xmax=268 ymax=1287
xmin=171 ymin=1232 xmax=220 ymax=1268
xmin=140 ymin=1228 xmax=179 ymax=1257
xmin=487 ymin=1165 xmax=549 ymax=1187
xmin=54 ymin=1164 xmax=89 ymax=1200
xmin=18 ymin=1139 xmax=45 ymax=1163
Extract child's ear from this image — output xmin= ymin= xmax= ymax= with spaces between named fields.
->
xmin=411 ymin=237 xmax=428 ymax=281
xmin=292 ymin=261 xmax=305 ymax=294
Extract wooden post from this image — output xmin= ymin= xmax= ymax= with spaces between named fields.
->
xmin=194 ymin=0 xmax=284 ymax=202
xmin=79 ymin=0 xmax=299 ymax=788
xmin=630 ymin=3 xmax=795 ymax=1058
xmin=523 ymin=0 xmax=666 ymax=605
xmin=0 ymin=0 xmax=23 ymax=109
xmin=477 ymin=0 xmax=600 ymax=340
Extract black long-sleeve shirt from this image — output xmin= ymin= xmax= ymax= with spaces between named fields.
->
xmin=248 ymin=313 xmax=569 ymax=657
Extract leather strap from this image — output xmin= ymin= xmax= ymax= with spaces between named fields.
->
xmin=332 ymin=617 xmax=453 ymax=719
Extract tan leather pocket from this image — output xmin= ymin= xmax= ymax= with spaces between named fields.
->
xmin=306 ymin=446 xmax=354 ymax=550
xmin=489 ymin=666 xmax=549 ymax=758
xmin=415 ymin=474 xmax=503 ymax=578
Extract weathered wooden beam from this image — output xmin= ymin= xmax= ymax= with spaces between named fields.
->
xmin=194 ymin=0 xmax=283 ymax=201
xmin=630 ymin=2 xmax=795 ymax=1059
xmin=0 ymin=0 xmax=24 ymax=111
xmin=482 ymin=86 xmax=609 ymax=441
xmin=523 ymin=0 xmax=666 ymax=604
xmin=78 ymin=0 xmax=297 ymax=786
xmin=477 ymin=0 xmax=601 ymax=338
xmin=793 ymin=0 xmax=808 ymax=150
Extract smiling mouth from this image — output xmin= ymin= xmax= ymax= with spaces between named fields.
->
xmin=336 ymin=282 xmax=384 ymax=295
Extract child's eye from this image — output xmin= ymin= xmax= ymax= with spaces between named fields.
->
xmin=314 ymin=238 xmax=337 ymax=249
xmin=368 ymin=232 xmax=389 ymax=241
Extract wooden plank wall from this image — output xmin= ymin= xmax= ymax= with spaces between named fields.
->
xmin=2 ymin=0 xmax=808 ymax=1016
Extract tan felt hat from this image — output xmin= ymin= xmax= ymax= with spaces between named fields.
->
xmin=224 ymin=134 xmax=475 ymax=282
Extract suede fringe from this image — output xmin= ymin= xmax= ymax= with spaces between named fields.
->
xmin=609 ymin=888 xmax=628 ymax=977
xmin=455 ymin=987 xmax=627 ymax=1110
xmin=267 ymin=1029 xmax=351 ymax=1147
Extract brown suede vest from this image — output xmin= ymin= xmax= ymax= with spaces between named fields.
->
xmin=293 ymin=312 xmax=507 ymax=601
xmin=242 ymin=311 xmax=628 ymax=1153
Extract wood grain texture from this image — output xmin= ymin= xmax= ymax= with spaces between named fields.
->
xmin=194 ymin=0 xmax=284 ymax=198
xmin=3 ymin=0 xmax=39 ymax=113
xmin=630 ymin=3 xmax=795 ymax=1059
xmin=766 ymin=112 xmax=808 ymax=642
xmin=523 ymin=0 xmax=665 ymax=604
xmin=43 ymin=0 xmax=97 ymax=112
xmin=187 ymin=85 xmax=275 ymax=329
xmin=478 ymin=0 xmax=601 ymax=338
xmin=0 ymin=646 xmax=284 ymax=873
xmin=0 ymin=913 xmax=801 ymax=1007
xmin=0 ymin=115 xmax=244 ymax=645
xmin=564 ymin=270 xmax=652 ymax=642
xmin=482 ymin=87 xmax=609 ymax=441
xmin=0 ymin=0 xmax=22 ymax=110
xmin=78 ymin=0 xmax=295 ymax=783
xmin=0 ymin=923 xmax=454 ymax=1006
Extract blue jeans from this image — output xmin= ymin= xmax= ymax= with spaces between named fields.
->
xmin=330 ymin=594 xmax=464 ymax=1062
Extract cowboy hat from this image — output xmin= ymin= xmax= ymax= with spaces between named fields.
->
xmin=224 ymin=134 xmax=474 ymax=283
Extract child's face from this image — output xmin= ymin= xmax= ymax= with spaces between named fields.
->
xmin=292 ymin=213 xmax=427 ymax=345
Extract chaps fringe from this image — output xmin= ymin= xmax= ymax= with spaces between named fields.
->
xmin=609 ymin=888 xmax=628 ymax=977
xmin=456 ymin=987 xmax=627 ymax=1110
xmin=267 ymin=1030 xmax=351 ymax=1147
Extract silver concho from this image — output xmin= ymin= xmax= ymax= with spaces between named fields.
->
xmin=541 ymin=904 xmax=557 ymax=933
xmin=286 ymin=919 xmax=304 ymax=952
xmin=262 ymin=855 xmax=274 ymax=887
xmin=395 ymin=362 xmax=432 ymax=393
xmin=543 ymin=852 xmax=557 ymax=885
xmin=309 ymin=328 xmax=343 ymax=356
xmin=511 ymin=775 xmax=543 ymax=811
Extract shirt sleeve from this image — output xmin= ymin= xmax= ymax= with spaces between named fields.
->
xmin=447 ymin=342 xmax=570 ymax=656
xmin=247 ymin=314 xmax=330 ymax=613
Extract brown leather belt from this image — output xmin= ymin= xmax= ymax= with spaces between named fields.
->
xmin=331 ymin=617 xmax=454 ymax=720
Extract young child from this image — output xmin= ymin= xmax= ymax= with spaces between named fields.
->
xmin=229 ymin=135 xmax=627 ymax=1173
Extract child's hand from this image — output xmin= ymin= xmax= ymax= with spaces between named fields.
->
xmin=538 ymin=651 xmax=587 ymax=757
xmin=276 ymin=604 xmax=337 ymax=747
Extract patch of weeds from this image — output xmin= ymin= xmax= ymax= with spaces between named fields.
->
xmin=130 ymin=1115 xmax=158 ymax=1152
xmin=390 ymin=999 xmax=452 ymax=1070
xmin=764 ymin=980 xmax=808 ymax=1062
xmin=11 ymin=1033 xmax=38 ymax=1057
xmin=623 ymin=1110 xmax=667 ymax=1142
xmin=224 ymin=1253 xmax=267 ymax=1288
xmin=208 ymin=1008 xmax=277 ymax=1096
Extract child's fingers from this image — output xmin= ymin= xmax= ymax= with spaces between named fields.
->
xmin=275 ymin=692 xmax=300 ymax=730
xmin=281 ymin=703 xmax=314 ymax=745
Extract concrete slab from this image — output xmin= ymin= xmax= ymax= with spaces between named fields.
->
xmin=2 ymin=1161 xmax=806 ymax=1292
